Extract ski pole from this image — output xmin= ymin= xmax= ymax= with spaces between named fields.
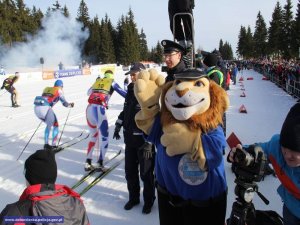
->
xmin=57 ymin=107 xmax=72 ymax=146
xmin=17 ymin=121 xmax=43 ymax=161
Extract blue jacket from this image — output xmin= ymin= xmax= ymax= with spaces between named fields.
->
xmin=259 ymin=134 xmax=300 ymax=219
xmin=147 ymin=115 xmax=227 ymax=201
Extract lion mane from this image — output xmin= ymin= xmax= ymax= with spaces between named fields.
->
xmin=160 ymin=80 xmax=229 ymax=133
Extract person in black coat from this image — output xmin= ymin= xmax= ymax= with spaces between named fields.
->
xmin=113 ymin=62 xmax=156 ymax=214
xmin=161 ymin=40 xmax=187 ymax=82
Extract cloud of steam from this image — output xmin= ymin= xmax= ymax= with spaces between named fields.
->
xmin=0 ymin=11 xmax=89 ymax=72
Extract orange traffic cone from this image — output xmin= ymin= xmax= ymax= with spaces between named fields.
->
xmin=239 ymin=104 xmax=247 ymax=113
xmin=247 ymin=77 xmax=253 ymax=80
xmin=262 ymin=76 xmax=269 ymax=80
xmin=239 ymin=77 xmax=244 ymax=81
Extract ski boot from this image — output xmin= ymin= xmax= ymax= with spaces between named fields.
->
xmin=84 ymin=159 xmax=95 ymax=172
xmin=95 ymin=159 xmax=108 ymax=172
xmin=52 ymin=145 xmax=63 ymax=153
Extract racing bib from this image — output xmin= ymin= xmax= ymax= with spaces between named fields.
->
xmin=91 ymin=78 xmax=113 ymax=94
xmin=42 ymin=87 xmax=59 ymax=103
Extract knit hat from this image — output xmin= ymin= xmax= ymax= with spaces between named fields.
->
xmin=203 ymin=53 xmax=218 ymax=67
xmin=280 ymin=103 xmax=300 ymax=152
xmin=104 ymin=70 xmax=114 ymax=79
xmin=24 ymin=149 xmax=57 ymax=185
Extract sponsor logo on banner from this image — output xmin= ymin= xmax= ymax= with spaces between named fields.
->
xmin=54 ymin=69 xmax=82 ymax=78
xmin=82 ymin=68 xmax=91 ymax=75
xmin=42 ymin=71 xmax=55 ymax=80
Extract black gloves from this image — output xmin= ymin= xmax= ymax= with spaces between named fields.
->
xmin=113 ymin=123 xmax=122 ymax=140
xmin=1 ymin=86 xmax=4 ymax=90
xmin=139 ymin=142 xmax=154 ymax=160
xmin=69 ymin=102 xmax=74 ymax=108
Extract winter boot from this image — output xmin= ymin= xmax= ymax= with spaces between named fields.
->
xmin=84 ymin=159 xmax=94 ymax=172
xmin=142 ymin=196 xmax=156 ymax=214
xmin=183 ymin=40 xmax=193 ymax=68
xmin=124 ymin=199 xmax=140 ymax=210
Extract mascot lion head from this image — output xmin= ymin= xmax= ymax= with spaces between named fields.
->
xmin=160 ymin=69 xmax=229 ymax=133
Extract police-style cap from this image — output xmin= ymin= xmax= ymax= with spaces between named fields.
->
xmin=125 ymin=62 xmax=146 ymax=75
xmin=174 ymin=69 xmax=208 ymax=80
xmin=161 ymin=40 xmax=185 ymax=54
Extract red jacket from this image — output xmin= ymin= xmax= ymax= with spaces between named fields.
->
xmin=0 ymin=184 xmax=90 ymax=225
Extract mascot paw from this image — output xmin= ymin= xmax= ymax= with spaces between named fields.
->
xmin=161 ymin=123 xmax=197 ymax=156
xmin=134 ymin=69 xmax=165 ymax=109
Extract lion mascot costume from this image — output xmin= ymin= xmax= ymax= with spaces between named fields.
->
xmin=134 ymin=68 xmax=229 ymax=225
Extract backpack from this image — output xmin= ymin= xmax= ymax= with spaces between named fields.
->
xmin=255 ymin=210 xmax=283 ymax=225
xmin=28 ymin=184 xmax=89 ymax=225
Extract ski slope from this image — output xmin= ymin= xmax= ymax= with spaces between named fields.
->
xmin=0 ymin=67 xmax=296 ymax=224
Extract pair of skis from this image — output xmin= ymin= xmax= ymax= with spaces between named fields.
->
xmin=71 ymin=149 xmax=123 ymax=195
xmin=54 ymin=131 xmax=90 ymax=154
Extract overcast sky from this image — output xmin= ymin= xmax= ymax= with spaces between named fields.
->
xmin=24 ymin=0 xmax=298 ymax=53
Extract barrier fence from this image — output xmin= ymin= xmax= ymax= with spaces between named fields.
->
xmin=254 ymin=67 xmax=300 ymax=100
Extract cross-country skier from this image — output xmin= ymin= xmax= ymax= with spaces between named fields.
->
xmin=1 ymin=72 xmax=20 ymax=107
xmin=85 ymin=70 xmax=126 ymax=172
xmin=33 ymin=79 xmax=74 ymax=150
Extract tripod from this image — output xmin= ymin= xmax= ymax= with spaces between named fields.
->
xmin=227 ymin=178 xmax=269 ymax=225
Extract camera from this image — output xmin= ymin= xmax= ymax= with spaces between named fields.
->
xmin=231 ymin=145 xmax=267 ymax=183
xmin=227 ymin=145 xmax=269 ymax=225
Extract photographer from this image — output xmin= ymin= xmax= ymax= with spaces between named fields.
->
xmin=228 ymin=103 xmax=300 ymax=225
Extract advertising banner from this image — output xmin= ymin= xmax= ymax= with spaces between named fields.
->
xmin=54 ymin=69 xmax=82 ymax=79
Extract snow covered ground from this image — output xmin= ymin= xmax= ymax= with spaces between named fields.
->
xmin=0 ymin=67 xmax=296 ymax=224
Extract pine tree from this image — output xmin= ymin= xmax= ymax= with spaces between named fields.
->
xmin=76 ymin=0 xmax=90 ymax=29
xmin=117 ymin=8 xmax=140 ymax=65
xmin=268 ymin=2 xmax=283 ymax=58
xmin=76 ymin=0 xmax=91 ymax=58
xmin=139 ymin=28 xmax=149 ymax=61
xmin=221 ymin=41 xmax=233 ymax=60
xmin=98 ymin=15 xmax=116 ymax=64
xmin=245 ymin=26 xmax=254 ymax=58
xmin=219 ymin=39 xmax=224 ymax=55
xmin=237 ymin=26 xmax=247 ymax=58
xmin=31 ymin=6 xmax=44 ymax=33
xmin=253 ymin=11 xmax=268 ymax=58
xmin=63 ymin=5 xmax=69 ymax=17
xmin=0 ymin=0 xmax=23 ymax=45
xmin=149 ymin=41 xmax=163 ymax=64
xmin=86 ymin=16 xmax=101 ymax=63
xmin=291 ymin=0 xmax=300 ymax=58
xmin=281 ymin=0 xmax=294 ymax=58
